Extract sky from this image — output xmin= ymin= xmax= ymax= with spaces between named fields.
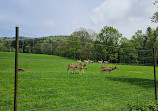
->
xmin=0 ymin=0 xmax=158 ymax=39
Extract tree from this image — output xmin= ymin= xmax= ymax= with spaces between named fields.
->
xmin=144 ymin=27 xmax=154 ymax=49
xmin=97 ymin=26 xmax=123 ymax=62
xmin=0 ymin=43 xmax=7 ymax=52
xmin=65 ymin=36 xmax=82 ymax=58
xmin=151 ymin=0 xmax=158 ymax=23
xmin=70 ymin=28 xmax=94 ymax=59
xmin=71 ymin=28 xmax=93 ymax=47
xmin=119 ymin=37 xmax=138 ymax=63
xmin=131 ymin=30 xmax=144 ymax=50
xmin=24 ymin=45 xmax=31 ymax=53
xmin=33 ymin=43 xmax=42 ymax=54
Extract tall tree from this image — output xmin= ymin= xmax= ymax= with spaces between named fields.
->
xmin=97 ymin=26 xmax=123 ymax=62
xmin=131 ymin=30 xmax=144 ymax=50
xmin=151 ymin=0 xmax=158 ymax=23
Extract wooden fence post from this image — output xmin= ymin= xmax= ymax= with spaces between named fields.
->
xmin=14 ymin=27 xmax=19 ymax=111
xmin=153 ymin=48 xmax=157 ymax=100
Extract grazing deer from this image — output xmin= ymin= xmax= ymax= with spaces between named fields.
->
xmin=67 ymin=64 xmax=78 ymax=74
xmin=18 ymin=69 xmax=25 ymax=72
xmin=98 ymin=60 xmax=103 ymax=63
xmin=77 ymin=59 xmax=81 ymax=63
xmin=84 ymin=60 xmax=89 ymax=64
xmin=88 ymin=59 xmax=94 ymax=63
xmin=104 ymin=60 xmax=109 ymax=64
xmin=78 ymin=63 xmax=87 ymax=74
xmin=67 ymin=63 xmax=87 ymax=74
xmin=101 ymin=66 xmax=117 ymax=75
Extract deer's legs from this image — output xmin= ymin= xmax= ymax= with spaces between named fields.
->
xmin=109 ymin=71 xmax=111 ymax=76
xmin=67 ymin=68 xmax=70 ymax=74
xmin=73 ymin=68 xmax=76 ymax=74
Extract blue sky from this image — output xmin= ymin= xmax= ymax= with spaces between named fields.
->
xmin=0 ymin=0 xmax=157 ymax=38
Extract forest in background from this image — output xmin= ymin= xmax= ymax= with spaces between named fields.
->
xmin=0 ymin=26 xmax=158 ymax=64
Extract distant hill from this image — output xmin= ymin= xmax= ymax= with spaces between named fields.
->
xmin=0 ymin=35 xmax=69 ymax=43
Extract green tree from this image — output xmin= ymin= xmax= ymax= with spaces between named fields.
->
xmin=33 ymin=43 xmax=42 ymax=54
xmin=41 ymin=43 xmax=53 ymax=55
xmin=151 ymin=0 xmax=158 ymax=23
xmin=97 ymin=26 xmax=123 ymax=62
xmin=0 ymin=43 xmax=7 ymax=52
xmin=65 ymin=36 xmax=82 ymax=58
xmin=131 ymin=30 xmax=144 ymax=50
xmin=119 ymin=38 xmax=138 ymax=63
xmin=24 ymin=45 xmax=31 ymax=53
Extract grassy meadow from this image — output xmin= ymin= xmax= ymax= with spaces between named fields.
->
xmin=0 ymin=52 xmax=157 ymax=110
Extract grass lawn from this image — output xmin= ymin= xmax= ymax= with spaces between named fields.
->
xmin=0 ymin=52 xmax=157 ymax=111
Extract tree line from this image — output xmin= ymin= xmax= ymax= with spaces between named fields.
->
xmin=0 ymin=26 xmax=158 ymax=65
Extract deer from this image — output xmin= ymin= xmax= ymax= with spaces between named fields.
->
xmin=78 ymin=63 xmax=87 ymax=74
xmin=13 ymin=66 xmax=25 ymax=72
xmin=18 ymin=69 xmax=25 ymax=72
xmin=98 ymin=60 xmax=103 ymax=63
xmin=77 ymin=59 xmax=81 ymax=63
xmin=67 ymin=63 xmax=87 ymax=74
xmin=101 ymin=66 xmax=117 ymax=75
xmin=88 ymin=59 xmax=94 ymax=63
xmin=84 ymin=60 xmax=88 ymax=63
xmin=67 ymin=64 xmax=78 ymax=74
xmin=104 ymin=60 xmax=109 ymax=64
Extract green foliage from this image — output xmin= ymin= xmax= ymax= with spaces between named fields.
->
xmin=151 ymin=0 xmax=158 ymax=23
xmin=131 ymin=30 xmax=144 ymax=50
xmin=0 ymin=26 xmax=158 ymax=64
xmin=97 ymin=26 xmax=122 ymax=45
xmin=96 ymin=26 xmax=123 ymax=62
xmin=0 ymin=43 xmax=7 ymax=52
xmin=121 ymin=101 xmax=158 ymax=111
xmin=33 ymin=43 xmax=42 ymax=54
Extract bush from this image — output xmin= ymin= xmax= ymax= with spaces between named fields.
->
xmin=121 ymin=101 xmax=158 ymax=111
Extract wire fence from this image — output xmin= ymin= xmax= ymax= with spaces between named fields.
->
xmin=0 ymin=27 xmax=157 ymax=110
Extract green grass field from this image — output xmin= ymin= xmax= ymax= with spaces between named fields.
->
xmin=0 ymin=52 xmax=157 ymax=111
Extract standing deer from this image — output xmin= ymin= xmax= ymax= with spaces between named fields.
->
xmin=98 ymin=60 xmax=103 ymax=63
xmin=78 ymin=63 xmax=87 ymax=74
xmin=84 ymin=60 xmax=89 ymax=64
xmin=67 ymin=64 xmax=78 ymax=74
xmin=88 ymin=59 xmax=94 ymax=63
xmin=67 ymin=63 xmax=87 ymax=74
xmin=77 ymin=59 xmax=81 ymax=63
xmin=104 ymin=60 xmax=109 ymax=64
xmin=101 ymin=66 xmax=117 ymax=75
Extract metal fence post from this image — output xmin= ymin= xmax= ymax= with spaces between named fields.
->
xmin=153 ymin=48 xmax=157 ymax=100
xmin=14 ymin=27 xmax=19 ymax=111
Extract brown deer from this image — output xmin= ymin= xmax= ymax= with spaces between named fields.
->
xmin=104 ymin=60 xmax=109 ymax=64
xmin=67 ymin=63 xmax=87 ymax=74
xmin=88 ymin=59 xmax=94 ymax=63
xmin=77 ymin=59 xmax=81 ymax=63
xmin=84 ymin=60 xmax=88 ymax=64
xmin=101 ymin=66 xmax=117 ymax=75
xmin=18 ymin=69 xmax=25 ymax=72
xmin=67 ymin=64 xmax=78 ymax=74
xmin=98 ymin=60 xmax=103 ymax=63
xmin=78 ymin=63 xmax=87 ymax=74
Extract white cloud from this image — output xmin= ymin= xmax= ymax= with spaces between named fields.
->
xmin=91 ymin=0 xmax=130 ymax=24
xmin=90 ymin=0 xmax=157 ymax=38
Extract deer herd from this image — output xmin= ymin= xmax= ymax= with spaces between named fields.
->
xmin=67 ymin=59 xmax=117 ymax=75
xmin=17 ymin=59 xmax=117 ymax=75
